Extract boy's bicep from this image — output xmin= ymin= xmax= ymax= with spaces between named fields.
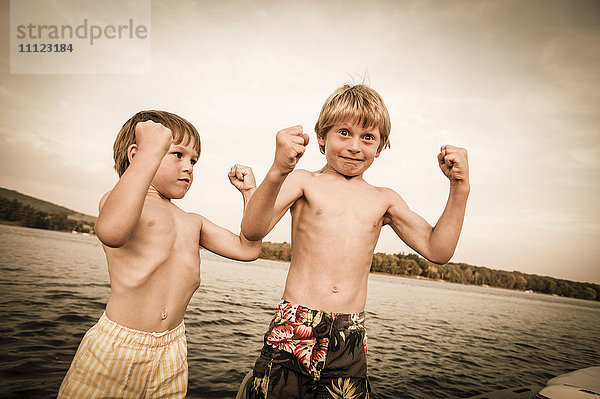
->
xmin=385 ymin=189 xmax=434 ymax=255
xmin=198 ymin=215 xmax=260 ymax=260
xmin=198 ymin=216 xmax=240 ymax=255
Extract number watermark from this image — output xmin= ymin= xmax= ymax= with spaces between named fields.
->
xmin=18 ymin=44 xmax=74 ymax=53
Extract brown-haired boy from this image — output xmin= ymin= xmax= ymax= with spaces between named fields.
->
xmin=58 ymin=110 xmax=261 ymax=398
xmin=238 ymin=85 xmax=469 ymax=398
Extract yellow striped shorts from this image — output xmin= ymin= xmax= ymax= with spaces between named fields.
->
xmin=58 ymin=312 xmax=188 ymax=398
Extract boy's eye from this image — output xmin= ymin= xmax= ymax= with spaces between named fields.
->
xmin=364 ymin=134 xmax=374 ymax=141
xmin=173 ymin=152 xmax=183 ymax=158
xmin=339 ymin=129 xmax=349 ymax=136
xmin=191 ymin=159 xmax=197 ymax=165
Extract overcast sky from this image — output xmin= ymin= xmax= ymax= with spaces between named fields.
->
xmin=1 ymin=0 xmax=599 ymax=284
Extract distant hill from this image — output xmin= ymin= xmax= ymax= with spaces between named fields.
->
xmin=0 ymin=187 xmax=96 ymax=224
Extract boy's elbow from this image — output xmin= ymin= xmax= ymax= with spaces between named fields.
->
xmin=248 ymin=246 xmax=262 ymax=261
xmin=243 ymin=232 xmax=265 ymax=242
xmin=98 ymin=234 xmax=128 ymax=248
xmin=241 ymin=252 xmax=260 ymax=262
xmin=95 ymin=223 xmax=129 ymax=248
xmin=428 ymin=256 xmax=451 ymax=265
xmin=423 ymin=232 xmax=456 ymax=264
xmin=234 ymin=250 xmax=260 ymax=262
xmin=426 ymin=250 xmax=454 ymax=265
xmin=234 ymin=240 xmax=261 ymax=262
xmin=241 ymin=223 xmax=266 ymax=242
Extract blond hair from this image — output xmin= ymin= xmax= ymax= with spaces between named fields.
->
xmin=113 ymin=110 xmax=201 ymax=176
xmin=314 ymin=84 xmax=391 ymax=154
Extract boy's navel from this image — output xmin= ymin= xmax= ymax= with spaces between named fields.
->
xmin=147 ymin=220 xmax=156 ymax=227
xmin=316 ymin=209 xmax=323 ymax=216
xmin=161 ymin=309 xmax=168 ymax=320
xmin=332 ymin=285 xmax=339 ymax=293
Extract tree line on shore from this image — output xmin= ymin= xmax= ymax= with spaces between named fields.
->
xmin=260 ymin=241 xmax=600 ymax=301
xmin=0 ymin=196 xmax=94 ymax=233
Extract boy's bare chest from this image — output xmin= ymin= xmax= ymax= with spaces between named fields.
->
xmin=298 ymin=181 xmax=387 ymax=226
xmin=105 ymin=201 xmax=200 ymax=291
xmin=136 ymin=201 xmax=199 ymax=247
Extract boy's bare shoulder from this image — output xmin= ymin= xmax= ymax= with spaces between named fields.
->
xmin=285 ymin=168 xmax=313 ymax=188
xmin=180 ymin=210 xmax=205 ymax=226
xmin=290 ymin=168 xmax=313 ymax=179
xmin=374 ymin=185 xmax=397 ymax=196
xmin=373 ymin=186 xmax=411 ymax=225
xmin=374 ymin=185 xmax=408 ymax=207
xmin=99 ymin=190 xmax=112 ymax=212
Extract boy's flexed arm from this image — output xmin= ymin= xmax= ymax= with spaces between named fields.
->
xmin=95 ymin=121 xmax=172 ymax=248
xmin=198 ymin=164 xmax=262 ymax=261
xmin=386 ymin=145 xmax=470 ymax=264
xmin=241 ymin=126 xmax=309 ymax=241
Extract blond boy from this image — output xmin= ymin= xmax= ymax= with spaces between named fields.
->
xmin=238 ymin=85 xmax=469 ymax=398
xmin=58 ymin=110 xmax=261 ymax=398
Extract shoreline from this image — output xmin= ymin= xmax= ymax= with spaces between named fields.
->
xmin=257 ymin=255 xmax=592 ymax=300
xmin=0 ymin=220 xmax=95 ymax=235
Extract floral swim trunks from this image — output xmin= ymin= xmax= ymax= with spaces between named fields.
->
xmin=244 ymin=301 xmax=370 ymax=399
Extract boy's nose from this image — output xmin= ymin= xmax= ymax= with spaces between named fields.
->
xmin=348 ymin=139 xmax=361 ymax=153
xmin=182 ymin=162 xmax=193 ymax=172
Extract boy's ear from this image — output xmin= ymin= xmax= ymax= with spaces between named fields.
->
xmin=127 ymin=143 xmax=138 ymax=164
xmin=316 ymin=133 xmax=326 ymax=148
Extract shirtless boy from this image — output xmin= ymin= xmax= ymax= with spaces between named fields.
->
xmin=58 ymin=110 xmax=261 ymax=398
xmin=239 ymin=84 xmax=469 ymax=398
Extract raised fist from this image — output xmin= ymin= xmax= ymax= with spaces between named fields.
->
xmin=437 ymin=145 xmax=469 ymax=185
xmin=272 ymin=125 xmax=310 ymax=175
xmin=135 ymin=120 xmax=174 ymax=156
xmin=228 ymin=164 xmax=256 ymax=193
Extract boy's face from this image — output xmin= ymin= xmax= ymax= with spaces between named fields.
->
xmin=318 ymin=121 xmax=381 ymax=177
xmin=150 ymin=139 xmax=199 ymax=199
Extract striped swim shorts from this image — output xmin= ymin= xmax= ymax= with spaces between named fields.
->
xmin=58 ymin=312 xmax=187 ymax=398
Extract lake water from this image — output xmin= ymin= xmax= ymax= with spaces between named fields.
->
xmin=1 ymin=224 xmax=599 ymax=398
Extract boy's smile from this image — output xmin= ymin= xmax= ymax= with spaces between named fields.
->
xmin=318 ymin=121 xmax=381 ymax=178
xmin=150 ymin=141 xmax=199 ymax=199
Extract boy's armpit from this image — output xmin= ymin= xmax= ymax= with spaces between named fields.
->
xmin=188 ymin=212 xmax=205 ymax=242
xmin=381 ymin=187 xmax=410 ymax=224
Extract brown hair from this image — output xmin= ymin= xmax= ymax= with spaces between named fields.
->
xmin=314 ymin=84 xmax=391 ymax=154
xmin=113 ymin=110 xmax=201 ymax=176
